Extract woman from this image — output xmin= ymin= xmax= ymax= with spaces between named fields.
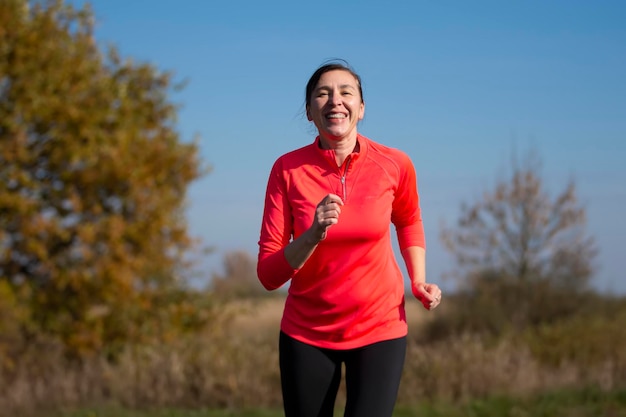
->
xmin=257 ymin=60 xmax=442 ymax=417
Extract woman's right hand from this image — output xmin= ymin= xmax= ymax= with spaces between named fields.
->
xmin=311 ymin=194 xmax=344 ymax=242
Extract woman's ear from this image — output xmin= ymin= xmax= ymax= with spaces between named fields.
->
xmin=306 ymin=106 xmax=312 ymax=121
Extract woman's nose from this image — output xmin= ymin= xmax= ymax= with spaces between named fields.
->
xmin=330 ymin=92 xmax=342 ymax=105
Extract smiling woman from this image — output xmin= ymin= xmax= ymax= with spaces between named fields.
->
xmin=305 ymin=64 xmax=365 ymax=160
xmin=256 ymin=60 xmax=443 ymax=417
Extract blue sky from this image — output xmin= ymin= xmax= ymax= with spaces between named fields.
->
xmin=71 ymin=1 xmax=625 ymax=293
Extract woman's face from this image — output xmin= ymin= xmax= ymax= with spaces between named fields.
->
xmin=307 ymin=70 xmax=365 ymax=142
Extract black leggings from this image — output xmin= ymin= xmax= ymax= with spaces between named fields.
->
xmin=279 ymin=331 xmax=406 ymax=417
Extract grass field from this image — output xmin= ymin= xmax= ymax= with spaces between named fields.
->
xmin=6 ymin=295 xmax=626 ymax=417
xmin=50 ymin=388 xmax=626 ymax=417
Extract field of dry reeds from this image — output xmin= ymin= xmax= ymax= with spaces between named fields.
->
xmin=1 ymin=294 xmax=625 ymax=417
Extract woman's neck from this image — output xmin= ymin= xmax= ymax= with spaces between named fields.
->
xmin=319 ymin=134 xmax=359 ymax=166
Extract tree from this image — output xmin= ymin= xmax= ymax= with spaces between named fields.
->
xmin=211 ymin=251 xmax=266 ymax=300
xmin=440 ymin=150 xmax=597 ymax=329
xmin=0 ymin=0 xmax=205 ymax=355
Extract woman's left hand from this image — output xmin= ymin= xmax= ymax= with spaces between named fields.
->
xmin=412 ymin=282 xmax=442 ymax=310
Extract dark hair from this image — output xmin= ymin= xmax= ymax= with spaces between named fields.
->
xmin=305 ymin=59 xmax=364 ymax=108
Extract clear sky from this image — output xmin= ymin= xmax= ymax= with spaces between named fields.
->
xmin=71 ymin=0 xmax=626 ymax=293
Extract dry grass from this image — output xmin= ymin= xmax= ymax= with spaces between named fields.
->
xmin=1 ymin=295 xmax=625 ymax=417
xmin=226 ymin=297 xmax=285 ymax=337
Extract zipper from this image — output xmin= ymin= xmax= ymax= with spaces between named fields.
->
xmin=340 ymin=156 xmax=352 ymax=201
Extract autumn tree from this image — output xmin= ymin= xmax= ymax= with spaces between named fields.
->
xmin=0 ymin=0 xmax=206 ymax=356
xmin=440 ymin=150 xmax=597 ymax=330
xmin=211 ymin=251 xmax=266 ymax=300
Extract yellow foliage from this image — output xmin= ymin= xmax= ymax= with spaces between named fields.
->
xmin=0 ymin=0 xmax=207 ymax=358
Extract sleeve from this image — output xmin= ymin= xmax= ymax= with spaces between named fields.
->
xmin=390 ymin=152 xmax=426 ymax=251
xmin=256 ymin=158 xmax=300 ymax=290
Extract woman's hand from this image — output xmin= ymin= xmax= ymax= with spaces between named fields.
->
xmin=283 ymin=194 xmax=344 ymax=269
xmin=311 ymin=193 xmax=344 ymax=242
xmin=412 ymin=282 xmax=442 ymax=310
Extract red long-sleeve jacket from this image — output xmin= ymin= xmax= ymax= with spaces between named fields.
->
xmin=257 ymin=134 xmax=425 ymax=349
